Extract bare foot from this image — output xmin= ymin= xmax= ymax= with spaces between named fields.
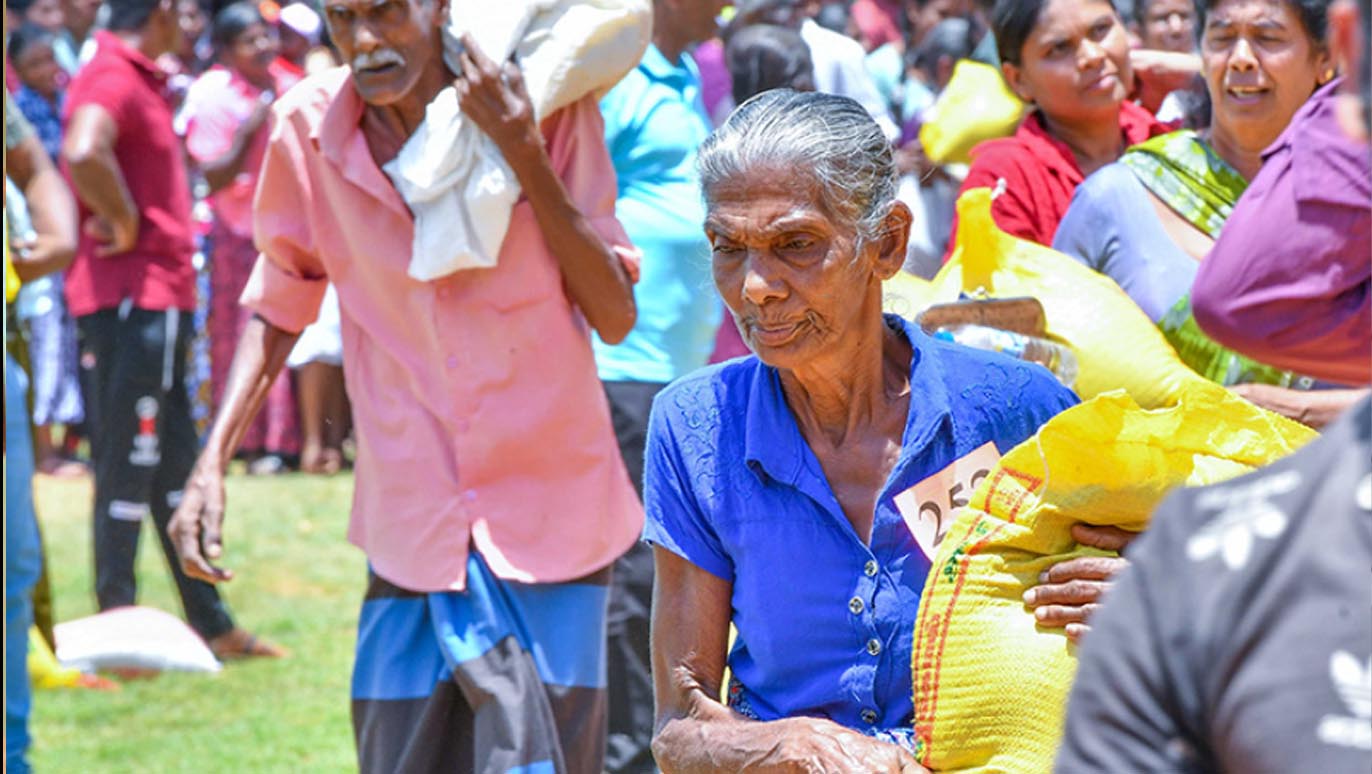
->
xmin=319 ymin=447 xmax=343 ymax=475
xmin=301 ymin=446 xmax=342 ymax=475
xmin=107 ymin=666 xmax=160 ymax=681
xmin=75 ymin=673 xmax=124 ymax=690
xmin=208 ymin=628 xmax=288 ymax=661
xmin=37 ymin=454 xmax=90 ymax=478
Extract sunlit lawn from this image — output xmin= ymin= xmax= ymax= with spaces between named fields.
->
xmin=29 ymin=470 xmax=365 ymax=773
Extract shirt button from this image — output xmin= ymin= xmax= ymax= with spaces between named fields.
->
xmin=446 ymin=355 xmax=459 ymax=369
xmin=864 ymin=560 xmax=879 ymax=578
xmin=861 ymin=708 xmax=878 ymax=725
xmin=848 ymin=596 xmax=864 ymax=615
xmin=463 ymin=490 xmax=477 ymax=503
xmin=866 ymin=638 xmax=882 ymax=657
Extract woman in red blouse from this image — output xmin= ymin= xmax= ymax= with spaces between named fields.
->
xmin=945 ymin=0 xmax=1173 ymax=255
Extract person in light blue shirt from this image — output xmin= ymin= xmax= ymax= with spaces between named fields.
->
xmin=593 ymin=2 xmax=727 ymax=771
xmin=646 ymin=90 xmax=1126 ymax=770
xmin=594 ymin=40 xmax=722 ymax=388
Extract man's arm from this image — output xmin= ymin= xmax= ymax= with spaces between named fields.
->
xmin=169 ymin=315 xmax=301 ymax=582
xmin=454 ymin=36 xmax=637 ymax=344
xmin=62 ymin=103 xmax=139 ymax=256
xmin=6 ymin=134 xmax=78 ymax=280
xmin=170 ymin=92 xmax=328 ymax=581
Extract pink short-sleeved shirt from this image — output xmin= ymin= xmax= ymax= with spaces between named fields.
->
xmin=242 ymin=68 xmax=644 ymax=592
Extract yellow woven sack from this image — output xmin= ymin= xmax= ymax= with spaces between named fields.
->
xmin=919 ymin=60 xmax=1025 ymax=166
xmin=910 ymin=386 xmax=1315 ymax=773
xmin=942 ymin=188 xmax=1212 ymax=408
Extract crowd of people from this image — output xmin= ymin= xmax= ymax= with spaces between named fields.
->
xmin=4 ymin=0 xmax=1370 ymax=772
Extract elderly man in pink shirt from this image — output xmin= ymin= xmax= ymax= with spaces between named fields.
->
xmin=167 ymin=0 xmax=643 ymax=768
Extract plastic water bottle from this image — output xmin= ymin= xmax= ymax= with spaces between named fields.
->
xmin=934 ymin=324 xmax=1079 ymax=388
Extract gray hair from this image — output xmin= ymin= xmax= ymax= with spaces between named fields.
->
xmin=697 ymin=89 xmax=898 ymax=248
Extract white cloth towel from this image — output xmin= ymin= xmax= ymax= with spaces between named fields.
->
xmin=384 ymin=0 xmax=651 ymax=282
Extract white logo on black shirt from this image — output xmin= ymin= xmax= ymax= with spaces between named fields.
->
xmin=1317 ymin=651 xmax=1372 ymax=751
xmin=1186 ymin=471 xmax=1300 ymax=570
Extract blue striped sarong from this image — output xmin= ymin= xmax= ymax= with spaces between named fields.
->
xmin=351 ymin=553 xmax=611 ymax=774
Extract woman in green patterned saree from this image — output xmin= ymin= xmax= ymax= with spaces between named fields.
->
xmin=1054 ymin=0 xmax=1367 ymax=428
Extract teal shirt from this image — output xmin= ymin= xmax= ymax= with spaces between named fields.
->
xmin=593 ymin=45 xmax=721 ymax=384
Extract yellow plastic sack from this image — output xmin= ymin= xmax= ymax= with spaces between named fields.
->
xmin=28 ymin=627 xmax=84 ymax=689
xmin=910 ymin=386 xmax=1315 ymax=773
xmin=5 ymin=211 xmax=19 ymax=303
xmin=919 ymin=60 xmax=1025 ymax=166
xmin=941 ymin=188 xmax=1212 ymax=407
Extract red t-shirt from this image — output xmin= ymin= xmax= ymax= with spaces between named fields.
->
xmin=62 ymin=32 xmax=195 ymax=315
xmin=942 ymin=101 xmax=1172 ymax=261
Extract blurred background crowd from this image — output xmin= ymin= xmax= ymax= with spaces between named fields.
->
xmin=3 ymin=0 xmax=1368 ymax=771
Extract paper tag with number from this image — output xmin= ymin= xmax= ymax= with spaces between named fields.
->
xmin=894 ymin=441 xmax=1002 ymax=562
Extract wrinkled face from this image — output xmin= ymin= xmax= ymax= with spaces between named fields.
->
xmin=25 ymin=0 xmax=65 ymax=33
xmin=1004 ymin=0 xmax=1132 ymax=124
xmin=226 ymin=21 xmax=280 ymax=82
xmin=906 ymin=0 xmax=971 ymax=48
xmin=1202 ymin=0 xmax=1329 ymax=153
xmin=14 ymin=40 xmax=62 ymax=98
xmin=1139 ymin=0 xmax=1198 ymax=52
xmin=324 ymin=0 xmax=438 ymax=105
xmin=705 ymin=172 xmax=885 ymax=369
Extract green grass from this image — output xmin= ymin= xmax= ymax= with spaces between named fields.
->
xmin=29 ymin=471 xmax=365 ymax=773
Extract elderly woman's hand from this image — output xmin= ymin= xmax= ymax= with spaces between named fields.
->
xmin=1024 ymin=524 xmax=1138 ymax=644
xmin=652 ymin=549 xmax=930 ymax=774
xmin=740 ymin=717 xmax=928 ymax=774
xmin=656 ymin=715 xmax=928 ymax=774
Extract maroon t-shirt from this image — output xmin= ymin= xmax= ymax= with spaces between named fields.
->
xmin=62 ymin=32 xmax=195 ymax=316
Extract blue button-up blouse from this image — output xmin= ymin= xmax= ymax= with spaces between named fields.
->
xmin=643 ymin=314 xmax=1078 ymax=733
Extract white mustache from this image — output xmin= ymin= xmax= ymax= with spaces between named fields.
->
xmin=352 ymin=48 xmax=404 ymax=71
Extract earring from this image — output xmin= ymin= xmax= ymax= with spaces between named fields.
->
xmin=1320 ymin=68 xmax=1336 ymax=84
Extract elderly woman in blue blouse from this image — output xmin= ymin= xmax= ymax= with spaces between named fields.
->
xmin=643 ymin=90 xmax=1119 ymax=772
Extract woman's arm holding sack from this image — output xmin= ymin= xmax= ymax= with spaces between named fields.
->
xmin=650 ymin=549 xmax=928 ymax=774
